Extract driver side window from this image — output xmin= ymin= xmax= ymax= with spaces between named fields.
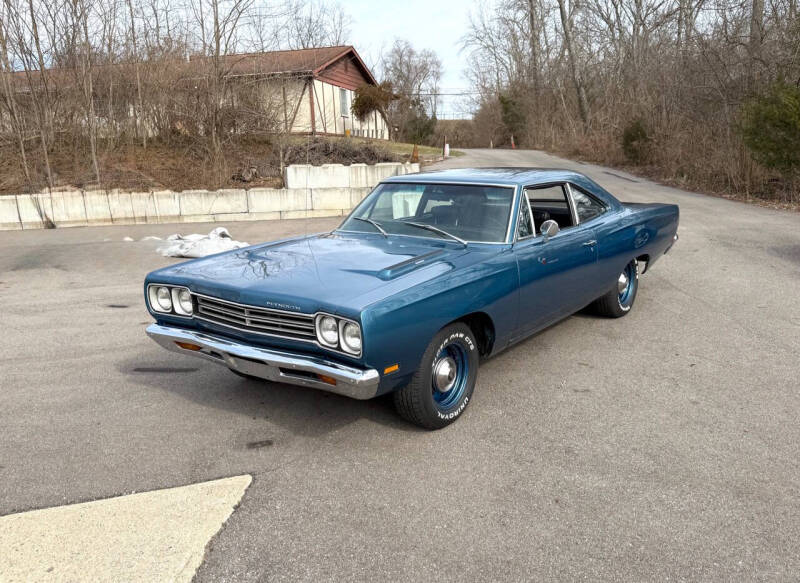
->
xmin=524 ymin=184 xmax=575 ymax=233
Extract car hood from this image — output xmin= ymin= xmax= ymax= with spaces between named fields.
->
xmin=147 ymin=232 xmax=487 ymax=315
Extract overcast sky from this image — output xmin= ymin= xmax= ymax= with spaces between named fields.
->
xmin=344 ymin=0 xmax=477 ymax=118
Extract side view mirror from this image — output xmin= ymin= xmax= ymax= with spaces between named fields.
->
xmin=540 ymin=220 xmax=560 ymax=240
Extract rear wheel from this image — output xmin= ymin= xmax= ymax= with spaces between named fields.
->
xmin=592 ymin=259 xmax=639 ymax=317
xmin=393 ymin=323 xmax=479 ymax=429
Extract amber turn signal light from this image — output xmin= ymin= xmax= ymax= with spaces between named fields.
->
xmin=175 ymin=341 xmax=203 ymax=351
xmin=317 ymin=374 xmax=337 ymax=386
xmin=384 ymin=364 xmax=399 ymax=375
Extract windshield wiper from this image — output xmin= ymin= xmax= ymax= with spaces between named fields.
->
xmin=404 ymin=222 xmax=467 ymax=247
xmin=352 ymin=217 xmax=388 ymax=238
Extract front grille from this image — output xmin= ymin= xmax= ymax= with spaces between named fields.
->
xmin=195 ymin=295 xmax=316 ymax=341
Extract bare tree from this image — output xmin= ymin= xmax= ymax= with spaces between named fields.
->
xmin=65 ymin=0 xmax=101 ymax=183
xmin=463 ymin=0 xmax=800 ymax=201
xmin=126 ymin=0 xmax=145 ymax=147
xmin=3 ymin=0 xmax=56 ymax=186
xmin=282 ymin=0 xmax=350 ymax=49
xmin=0 ymin=4 xmax=31 ymax=183
xmin=748 ymin=0 xmax=764 ymax=87
xmin=379 ymin=39 xmax=443 ymax=140
xmin=557 ymin=0 xmax=589 ymax=130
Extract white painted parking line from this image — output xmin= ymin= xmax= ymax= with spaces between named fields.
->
xmin=0 ymin=475 xmax=251 ymax=582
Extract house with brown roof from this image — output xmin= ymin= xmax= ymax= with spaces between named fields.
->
xmin=215 ymin=45 xmax=388 ymax=139
xmin=3 ymin=45 xmax=388 ymax=142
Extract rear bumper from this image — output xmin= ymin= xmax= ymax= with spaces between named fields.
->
xmin=665 ymin=232 xmax=679 ymax=253
xmin=146 ymin=323 xmax=381 ymax=400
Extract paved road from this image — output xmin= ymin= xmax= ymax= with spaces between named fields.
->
xmin=1 ymin=149 xmax=799 ymax=581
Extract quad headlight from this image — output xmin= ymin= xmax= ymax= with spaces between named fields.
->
xmin=315 ymin=314 xmax=362 ymax=356
xmin=173 ymin=288 xmax=194 ymax=316
xmin=148 ymin=284 xmax=193 ymax=316
xmin=340 ymin=321 xmax=362 ymax=354
xmin=318 ymin=316 xmax=339 ymax=346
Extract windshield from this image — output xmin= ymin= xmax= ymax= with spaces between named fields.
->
xmin=340 ymin=183 xmax=515 ymax=243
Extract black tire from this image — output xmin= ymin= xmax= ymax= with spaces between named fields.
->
xmin=393 ymin=322 xmax=480 ymax=429
xmin=592 ymin=259 xmax=639 ymax=318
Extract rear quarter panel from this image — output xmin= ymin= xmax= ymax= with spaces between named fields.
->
xmin=593 ymin=202 xmax=679 ymax=287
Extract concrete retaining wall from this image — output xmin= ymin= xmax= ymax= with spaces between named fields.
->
xmin=0 ymin=162 xmax=420 ymax=231
xmin=0 ymin=187 xmax=375 ymax=231
xmin=284 ymin=162 xmax=419 ymax=189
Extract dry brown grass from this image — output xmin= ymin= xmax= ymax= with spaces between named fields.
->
xmin=552 ymin=129 xmax=799 ymax=212
xmin=0 ymin=135 xmax=405 ymax=194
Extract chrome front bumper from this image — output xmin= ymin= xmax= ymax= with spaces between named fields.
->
xmin=146 ymin=324 xmax=380 ymax=399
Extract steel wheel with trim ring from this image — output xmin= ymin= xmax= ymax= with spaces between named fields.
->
xmin=592 ymin=259 xmax=639 ymax=317
xmin=393 ymin=322 xmax=479 ymax=429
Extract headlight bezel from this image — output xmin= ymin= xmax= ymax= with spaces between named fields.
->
xmin=316 ymin=315 xmax=339 ymax=347
xmin=147 ymin=284 xmax=193 ymax=318
xmin=315 ymin=313 xmax=362 ymax=357
xmin=172 ymin=288 xmax=194 ymax=316
xmin=339 ymin=320 xmax=362 ymax=355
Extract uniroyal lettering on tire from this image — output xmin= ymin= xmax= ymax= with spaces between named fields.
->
xmin=437 ymin=396 xmax=469 ymax=420
xmin=393 ymin=322 xmax=480 ymax=429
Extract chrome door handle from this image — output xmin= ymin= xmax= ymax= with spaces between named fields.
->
xmin=582 ymin=240 xmax=597 ymax=247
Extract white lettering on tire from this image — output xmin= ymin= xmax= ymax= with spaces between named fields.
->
xmin=431 ymin=327 xmax=476 ymax=420
xmin=437 ymin=396 xmax=469 ymax=420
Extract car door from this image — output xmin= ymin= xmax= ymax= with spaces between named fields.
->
xmin=512 ymin=184 xmax=599 ymax=337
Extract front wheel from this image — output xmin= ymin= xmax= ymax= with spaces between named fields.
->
xmin=592 ymin=259 xmax=639 ymax=317
xmin=393 ymin=323 xmax=479 ymax=429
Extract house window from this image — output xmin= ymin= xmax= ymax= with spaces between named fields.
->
xmin=340 ymin=89 xmax=348 ymax=117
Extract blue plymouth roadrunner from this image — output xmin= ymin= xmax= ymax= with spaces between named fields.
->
xmin=145 ymin=168 xmax=679 ymax=429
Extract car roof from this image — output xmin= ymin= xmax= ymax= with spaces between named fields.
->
xmin=381 ymin=167 xmax=589 ymax=187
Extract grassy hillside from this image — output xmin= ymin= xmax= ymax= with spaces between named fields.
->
xmin=0 ymin=136 xmax=457 ymax=195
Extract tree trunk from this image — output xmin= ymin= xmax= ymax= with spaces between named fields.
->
xmin=24 ymin=0 xmax=53 ymax=186
xmin=126 ymin=0 xmax=146 ymax=148
xmin=526 ymin=0 xmax=540 ymax=95
xmin=0 ymin=21 xmax=30 ymax=184
xmin=748 ymin=0 xmax=764 ymax=90
xmin=76 ymin=0 xmax=101 ymax=184
xmin=557 ymin=0 xmax=590 ymax=130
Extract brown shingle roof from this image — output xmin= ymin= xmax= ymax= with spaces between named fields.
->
xmin=191 ymin=46 xmax=376 ymax=84
xmin=7 ymin=45 xmax=378 ymax=89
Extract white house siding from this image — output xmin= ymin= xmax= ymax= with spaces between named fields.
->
xmin=280 ymin=79 xmax=313 ymax=134
xmin=312 ymin=79 xmax=388 ymax=139
xmin=256 ymin=77 xmax=387 ymax=139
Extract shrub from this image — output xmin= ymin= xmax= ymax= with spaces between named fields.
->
xmin=621 ymin=119 xmax=651 ymax=164
xmin=351 ymin=82 xmax=394 ymax=122
xmin=739 ymin=82 xmax=800 ymax=177
xmin=499 ymin=92 xmax=527 ymax=144
xmin=402 ymin=108 xmax=437 ymax=144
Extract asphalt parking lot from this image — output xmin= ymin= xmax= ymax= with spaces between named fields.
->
xmin=2 ymin=149 xmax=800 ymax=581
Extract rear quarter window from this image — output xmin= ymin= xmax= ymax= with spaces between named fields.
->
xmin=571 ymin=186 xmax=607 ymax=223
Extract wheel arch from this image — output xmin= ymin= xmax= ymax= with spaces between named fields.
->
xmin=445 ymin=311 xmax=496 ymax=358
xmin=636 ymin=253 xmax=651 ymax=273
